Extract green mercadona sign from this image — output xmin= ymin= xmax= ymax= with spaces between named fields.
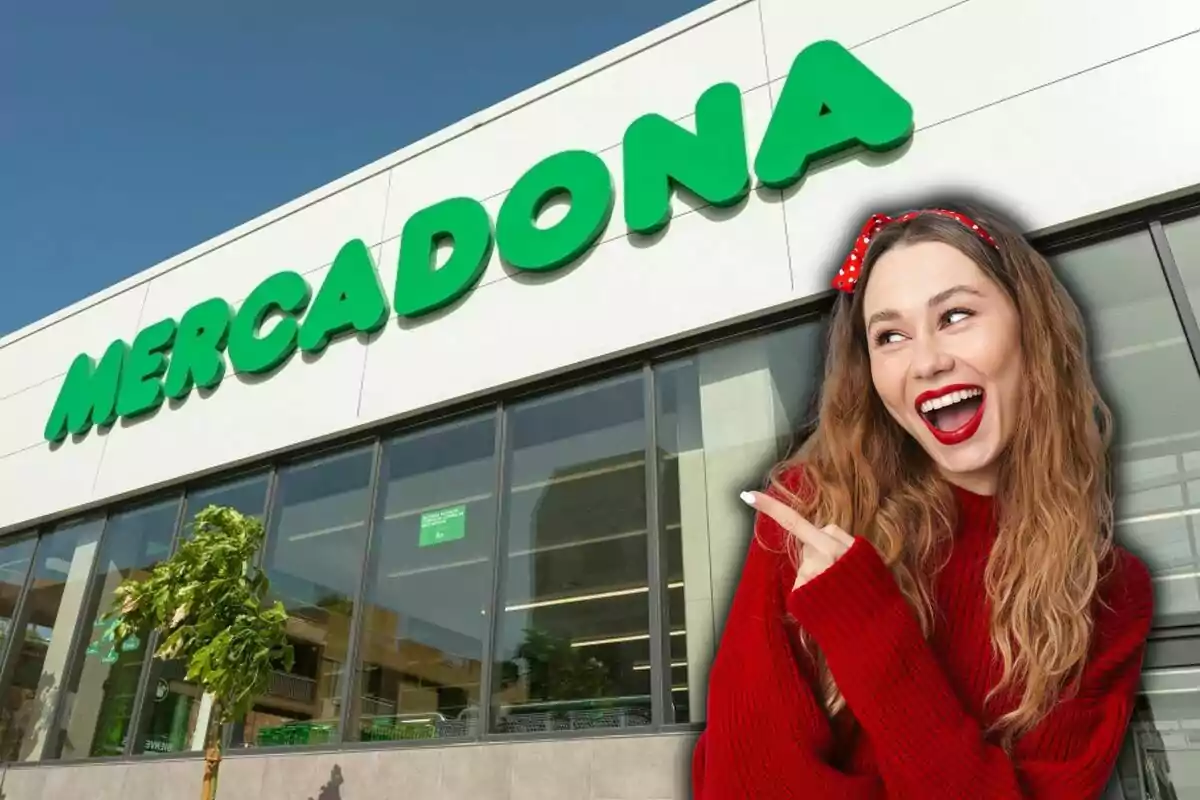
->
xmin=44 ymin=40 xmax=913 ymax=444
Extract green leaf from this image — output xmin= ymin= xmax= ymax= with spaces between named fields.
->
xmin=103 ymin=504 xmax=294 ymax=729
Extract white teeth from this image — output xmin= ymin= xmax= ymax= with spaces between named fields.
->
xmin=919 ymin=387 xmax=982 ymax=415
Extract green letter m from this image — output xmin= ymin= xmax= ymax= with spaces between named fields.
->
xmin=44 ymin=341 xmax=128 ymax=443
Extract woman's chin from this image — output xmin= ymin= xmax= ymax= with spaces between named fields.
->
xmin=908 ymin=414 xmax=1003 ymax=478
xmin=930 ymin=442 xmax=1002 ymax=487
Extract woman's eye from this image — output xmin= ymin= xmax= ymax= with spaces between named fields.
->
xmin=874 ymin=330 xmax=905 ymax=346
xmin=942 ymin=308 xmax=974 ymax=327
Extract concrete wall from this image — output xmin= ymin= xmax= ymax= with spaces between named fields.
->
xmin=0 ymin=733 xmax=697 ymax=799
xmin=0 ymin=757 xmax=204 ymax=800
xmin=1 ymin=0 xmax=1198 ymax=534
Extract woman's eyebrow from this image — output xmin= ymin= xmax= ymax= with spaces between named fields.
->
xmin=866 ymin=308 xmax=900 ymax=328
xmin=866 ymin=285 xmax=984 ymax=328
xmin=928 ymin=284 xmax=984 ymax=307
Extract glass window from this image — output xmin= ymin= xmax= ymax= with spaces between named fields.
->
xmin=350 ymin=415 xmax=497 ymax=743
xmin=1113 ymin=643 xmax=1200 ymax=799
xmin=491 ymin=374 xmax=652 ymax=733
xmin=0 ymin=537 xmax=36 ymax=666
xmin=654 ymin=322 xmax=824 ymax=723
xmin=53 ymin=499 xmax=180 ymax=760
xmin=1051 ymin=233 xmax=1200 ymax=627
xmin=179 ymin=473 xmax=272 ymax=542
xmin=133 ymin=473 xmax=270 ymax=756
xmin=237 ymin=448 xmax=374 ymax=748
xmin=0 ymin=518 xmax=103 ymax=761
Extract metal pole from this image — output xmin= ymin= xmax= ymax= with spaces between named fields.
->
xmin=228 ymin=466 xmax=280 ymax=750
xmin=642 ymin=365 xmax=670 ymax=728
xmin=479 ymin=404 xmax=510 ymax=740
xmin=336 ymin=440 xmax=385 ymax=744
xmin=1150 ymin=221 xmax=1200 ymax=376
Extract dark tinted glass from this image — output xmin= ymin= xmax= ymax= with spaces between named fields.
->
xmin=491 ymin=374 xmax=652 ymax=733
xmin=238 ymin=449 xmax=374 ymax=748
xmin=351 ymin=415 xmax=497 ymax=742
xmin=134 ymin=474 xmax=270 ymax=755
xmin=55 ymin=500 xmax=180 ymax=759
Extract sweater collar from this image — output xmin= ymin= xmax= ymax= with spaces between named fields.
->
xmin=951 ymin=483 xmax=998 ymax=532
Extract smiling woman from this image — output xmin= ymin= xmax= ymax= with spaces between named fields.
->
xmin=694 ymin=203 xmax=1155 ymax=800
xmin=863 ymin=233 xmax=1026 ymax=494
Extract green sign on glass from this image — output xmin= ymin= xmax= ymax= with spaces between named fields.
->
xmin=42 ymin=40 xmax=914 ymax=444
xmin=419 ymin=505 xmax=467 ymax=548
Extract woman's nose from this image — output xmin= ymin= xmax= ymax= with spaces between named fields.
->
xmin=910 ymin=336 xmax=955 ymax=380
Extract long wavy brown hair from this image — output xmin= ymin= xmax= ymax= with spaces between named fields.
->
xmin=770 ymin=203 xmax=1115 ymax=747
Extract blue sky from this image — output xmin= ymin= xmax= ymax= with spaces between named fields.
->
xmin=0 ymin=0 xmax=709 ymax=337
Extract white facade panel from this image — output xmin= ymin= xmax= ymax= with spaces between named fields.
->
xmin=760 ymin=0 xmax=1200 ymax=88
xmin=376 ymin=1 xmax=767 ymax=244
xmin=0 ymin=432 xmax=105 ymax=530
xmin=470 ymin=85 xmax=776 ymax=288
xmin=0 ymin=378 xmax=64 ymax=457
xmin=0 ymin=0 xmax=1198 ymax=535
xmin=91 ymin=254 xmax=378 ymax=501
xmin=0 ymin=284 xmax=147 ymax=403
xmin=138 ymin=172 xmax=391 ymax=324
xmin=759 ymin=0 xmax=963 ymax=80
xmin=783 ymin=30 xmax=1200 ymax=299
xmin=359 ymin=166 xmax=792 ymax=424
xmin=838 ymin=0 xmax=1200 ymax=131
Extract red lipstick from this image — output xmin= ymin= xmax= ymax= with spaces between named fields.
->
xmin=914 ymin=384 xmax=986 ymax=446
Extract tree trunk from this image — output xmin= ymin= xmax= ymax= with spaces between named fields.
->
xmin=200 ymin=704 xmax=223 ymax=800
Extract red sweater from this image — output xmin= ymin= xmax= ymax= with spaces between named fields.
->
xmin=692 ymin=477 xmax=1153 ymax=799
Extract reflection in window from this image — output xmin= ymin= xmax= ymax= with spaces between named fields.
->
xmin=55 ymin=500 xmax=180 ymax=759
xmin=351 ymin=415 xmax=497 ymax=742
xmin=491 ymin=374 xmax=652 ymax=733
xmin=237 ymin=449 xmax=374 ymax=748
xmin=179 ymin=474 xmax=271 ymax=543
xmin=1051 ymin=233 xmax=1200 ymax=626
xmin=0 ymin=537 xmax=35 ymax=672
xmin=1113 ymin=665 xmax=1200 ymax=798
xmin=134 ymin=473 xmax=270 ymax=756
xmin=0 ymin=518 xmax=103 ymax=761
xmin=655 ymin=323 xmax=823 ymax=722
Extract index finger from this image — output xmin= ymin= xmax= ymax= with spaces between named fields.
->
xmin=741 ymin=491 xmax=841 ymax=556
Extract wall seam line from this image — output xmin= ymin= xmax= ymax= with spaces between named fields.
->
xmin=753 ymin=0 xmax=794 ymax=294
xmin=90 ymin=283 xmax=151 ymax=494
xmin=0 ymin=441 xmax=41 ymax=462
xmin=358 ymin=173 xmax=395 ymax=420
xmin=847 ymin=0 xmax=975 ymax=53
xmin=919 ymin=27 xmax=1200 ymax=135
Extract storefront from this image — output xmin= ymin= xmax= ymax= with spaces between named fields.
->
xmin=1 ymin=1 xmax=1200 ymax=797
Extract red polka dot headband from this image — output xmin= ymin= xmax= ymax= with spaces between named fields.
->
xmin=832 ymin=210 xmax=999 ymax=293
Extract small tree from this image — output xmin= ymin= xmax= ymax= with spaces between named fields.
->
xmin=105 ymin=506 xmax=293 ymax=800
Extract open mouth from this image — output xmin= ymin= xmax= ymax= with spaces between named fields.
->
xmin=915 ymin=385 xmax=985 ymax=445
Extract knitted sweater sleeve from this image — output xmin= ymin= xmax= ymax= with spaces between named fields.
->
xmin=787 ymin=537 xmax=1153 ymax=799
xmin=691 ymin=505 xmax=885 ymax=799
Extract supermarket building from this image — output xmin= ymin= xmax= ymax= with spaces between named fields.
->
xmin=2 ymin=1 xmax=1200 ymax=798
